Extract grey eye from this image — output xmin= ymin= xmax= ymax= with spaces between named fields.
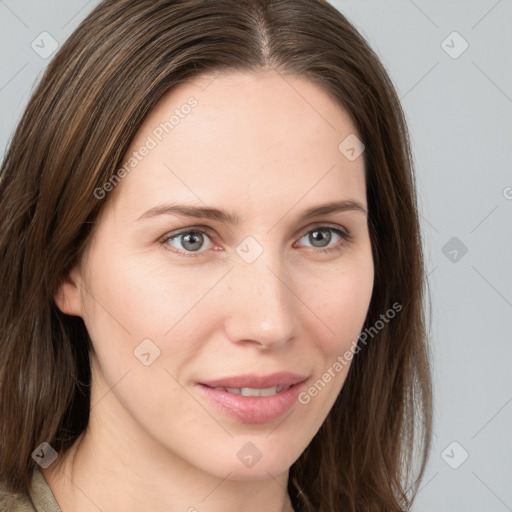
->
xmin=166 ymin=230 xmax=212 ymax=252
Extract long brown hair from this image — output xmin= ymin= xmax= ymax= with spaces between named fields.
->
xmin=0 ymin=1 xmax=433 ymax=510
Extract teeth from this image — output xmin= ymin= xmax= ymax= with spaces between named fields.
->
xmin=212 ymin=385 xmax=290 ymax=396
xmin=242 ymin=386 xmax=277 ymax=396
xmin=258 ymin=387 xmax=278 ymax=396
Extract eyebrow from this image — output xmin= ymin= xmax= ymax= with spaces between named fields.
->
xmin=137 ymin=199 xmax=367 ymax=223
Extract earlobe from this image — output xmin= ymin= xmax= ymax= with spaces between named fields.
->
xmin=53 ymin=270 xmax=83 ymax=317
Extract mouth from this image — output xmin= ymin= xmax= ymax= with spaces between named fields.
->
xmin=196 ymin=372 xmax=308 ymax=424
xmin=209 ymin=385 xmax=291 ymax=396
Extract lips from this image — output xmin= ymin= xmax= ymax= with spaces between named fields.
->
xmin=196 ymin=372 xmax=308 ymax=423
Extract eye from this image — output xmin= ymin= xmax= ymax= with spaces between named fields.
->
xmin=161 ymin=228 xmax=215 ymax=256
xmin=160 ymin=225 xmax=351 ymax=258
xmin=294 ymin=225 xmax=351 ymax=254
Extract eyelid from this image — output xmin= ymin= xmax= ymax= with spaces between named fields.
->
xmin=161 ymin=222 xmax=350 ymax=241
xmin=159 ymin=225 xmax=217 ymax=250
xmin=296 ymin=222 xmax=352 ymax=242
xmin=162 ymin=225 xmax=217 ymax=239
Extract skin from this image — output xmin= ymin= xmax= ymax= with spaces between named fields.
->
xmin=45 ymin=69 xmax=374 ymax=512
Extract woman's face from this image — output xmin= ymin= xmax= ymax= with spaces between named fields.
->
xmin=57 ymin=69 xmax=374 ymax=480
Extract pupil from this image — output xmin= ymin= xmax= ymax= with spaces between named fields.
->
xmin=311 ymin=229 xmax=330 ymax=248
xmin=183 ymin=232 xmax=203 ymax=251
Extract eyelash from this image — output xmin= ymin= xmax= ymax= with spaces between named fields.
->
xmin=159 ymin=224 xmax=352 ymax=258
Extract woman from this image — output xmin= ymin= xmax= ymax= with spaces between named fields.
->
xmin=0 ymin=0 xmax=433 ymax=510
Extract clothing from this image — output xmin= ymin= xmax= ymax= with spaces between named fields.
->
xmin=0 ymin=467 xmax=62 ymax=512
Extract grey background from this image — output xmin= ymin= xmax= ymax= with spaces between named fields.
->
xmin=1 ymin=1 xmax=511 ymax=510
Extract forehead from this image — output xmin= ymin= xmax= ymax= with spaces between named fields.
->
xmin=109 ymin=69 xmax=366 ymax=218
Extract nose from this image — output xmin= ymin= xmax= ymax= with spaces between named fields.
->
xmin=222 ymin=250 xmax=297 ymax=351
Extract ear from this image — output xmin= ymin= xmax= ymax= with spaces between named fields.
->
xmin=53 ymin=267 xmax=84 ymax=317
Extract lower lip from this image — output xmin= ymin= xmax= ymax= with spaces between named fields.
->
xmin=196 ymin=382 xmax=306 ymax=424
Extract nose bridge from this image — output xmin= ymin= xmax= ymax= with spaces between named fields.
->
xmin=223 ymin=242 xmax=296 ymax=347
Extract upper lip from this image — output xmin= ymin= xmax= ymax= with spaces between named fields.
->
xmin=199 ymin=372 xmax=308 ymax=389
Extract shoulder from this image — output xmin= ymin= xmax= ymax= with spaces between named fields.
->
xmin=0 ymin=468 xmax=61 ymax=512
xmin=0 ymin=486 xmax=36 ymax=512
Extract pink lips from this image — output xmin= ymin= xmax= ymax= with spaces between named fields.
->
xmin=197 ymin=372 xmax=308 ymax=424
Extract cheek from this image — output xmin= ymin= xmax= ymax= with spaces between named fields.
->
xmin=305 ymin=260 xmax=374 ymax=356
xmin=290 ymin=270 xmax=374 ymax=444
xmin=296 ymin=263 xmax=373 ymax=407
xmin=82 ymin=248 xmax=374 ymax=382
xmin=83 ymin=247 xmax=174 ymax=334
xmin=80 ymin=251 xmax=220 ymax=385
xmin=80 ymin=256 xmax=212 ymax=428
